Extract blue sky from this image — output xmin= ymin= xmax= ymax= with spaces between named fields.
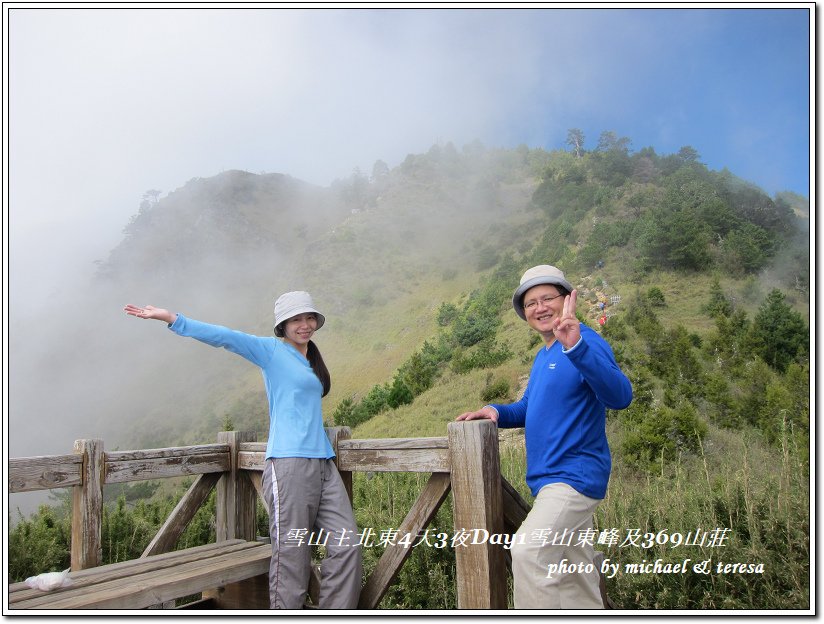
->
xmin=523 ymin=7 xmax=810 ymax=198
xmin=6 ymin=4 xmax=813 ymax=311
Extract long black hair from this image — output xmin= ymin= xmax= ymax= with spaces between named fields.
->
xmin=307 ymin=339 xmax=331 ymax=397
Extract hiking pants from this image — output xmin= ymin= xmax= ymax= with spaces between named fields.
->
xmin=261 ymin=457 xmax=362 ymax=609
xmin=510 ymin=482 xmax=603 ymax=609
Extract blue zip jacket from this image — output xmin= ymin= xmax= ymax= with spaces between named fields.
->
xmin=169 ymin=314 xmax=334 ymax=460
xmin=491 ymin=324 xmax=632 ymax=499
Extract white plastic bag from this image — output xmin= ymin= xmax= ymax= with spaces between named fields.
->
xmin=24 ymin=569 xmax=73 ymax=591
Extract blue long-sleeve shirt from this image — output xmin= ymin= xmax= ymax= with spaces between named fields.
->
xmin=169 ymin=314 xmax=334 ymax=460
xmin=491 ymin=324 xmax=632 ymax=499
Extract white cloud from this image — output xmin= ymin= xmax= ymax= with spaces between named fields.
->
xmin=6 ymin=6 xmax=811 ymax=313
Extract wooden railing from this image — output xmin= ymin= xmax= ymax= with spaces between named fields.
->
xmin=9 ymin=421 xmax=532 ymax=609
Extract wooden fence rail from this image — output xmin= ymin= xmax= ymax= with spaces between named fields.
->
xmin=9 ymin=421 xmax=533 ymax=609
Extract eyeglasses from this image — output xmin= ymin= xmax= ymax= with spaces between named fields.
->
xmin=523 ymin=294 xmax=564 ymax=311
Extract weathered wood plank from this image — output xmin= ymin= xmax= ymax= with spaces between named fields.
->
xmin=8 ymin=455 xmax=83 ymax=493
xmin=71 ymin=439 xmax=104 ymax=571
xmin=358 ymin=472 xmax=451 ymax=609
xmin=447 ymin=421 xmax=508 ymax=609
xmin=501 ymin=477 xmax=531 ymax=534
xmin=9 ymin=445 xmax=231 ymax=490
xmin=500 ymin=477 xmax=532 ymax=575
xmin=105 ymin=449 xmax=230 ymax=484
xmin=244 ymin=470 xmax=268 ymax=514
xmin=105 ymin=444 xmax=230 ymax=462
xmin=9 ymin=540 xmax=250 ymax=603
xmin=239 ymin=436 xmax=449 ymax=453
xmin=238 ymin=450 xmax=265 ymax=471
xmin=238 ymin=436 xmax=451 ymax=474
xmin=203 ymin=572 xmax=270 ymax=610
xmin=142 ymin=472 xmax=222 ymax=557
xmin=337 ymin=448 xmax=451 ymax=473
xmin=12 ymin=543 xmax=271 ymax=610
xmin=339 ymin=437 xmax=449 ymax=450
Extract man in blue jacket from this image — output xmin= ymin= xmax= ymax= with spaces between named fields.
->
xmin=457 ymin=265 xmax=632 ymax=609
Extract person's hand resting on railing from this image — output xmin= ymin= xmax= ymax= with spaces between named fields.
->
xmin=455 ymin=405 xmax=499 ymax=423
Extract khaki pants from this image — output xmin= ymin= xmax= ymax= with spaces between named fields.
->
xmin=511 ymin=482 xmax=603 ymax=609
xmin=262 ymin=457 xmax=362 ymax=609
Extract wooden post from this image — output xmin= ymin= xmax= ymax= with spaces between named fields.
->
xmin=208 ymin=431 xmax=267 ymax=609
xmin=215 ymin=431 xmax=257 ymax=542
xmin=325 ymin=426 xmax=353 ymax=502
xmin=447 ymin=421 xmax=508 ymax=609
xmin=71 ymin=439 xmax=104 ymax=571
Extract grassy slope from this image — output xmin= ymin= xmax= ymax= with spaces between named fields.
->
xmin=347 ymin=259 xmax=781 ymax=442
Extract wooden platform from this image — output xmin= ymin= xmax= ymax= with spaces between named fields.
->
xmin=9 ymin=539 xmax=270 ymax=610
xmin=8 ymin=424 xmax=591 ymax=610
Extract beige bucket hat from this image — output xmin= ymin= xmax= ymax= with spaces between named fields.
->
xmin=512 ymin=265 xmax=573 ymax=321
xmin=274 ymin=291 xmax=325 ymax=336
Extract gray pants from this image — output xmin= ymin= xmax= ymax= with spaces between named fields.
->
xmin=261 ymin=457 xmax=362 ymax=609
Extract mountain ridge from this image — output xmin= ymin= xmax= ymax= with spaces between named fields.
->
xmin=9 ymin=138 xmax=809 ymax=457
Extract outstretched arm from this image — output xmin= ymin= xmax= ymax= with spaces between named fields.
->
xmin=125 ymin=306 xmax=274 ymax=368
xmin=124 ymin=304 xmax=177 ymax=325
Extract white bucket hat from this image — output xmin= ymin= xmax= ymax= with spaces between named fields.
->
xmin=274 ymin=291 xmax=325 ymax=336
xmin=512 ymin=265 xmax=573 ymax=321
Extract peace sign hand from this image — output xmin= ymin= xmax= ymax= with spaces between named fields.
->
xmin=552 ymin=289 xmax=581 ymax=350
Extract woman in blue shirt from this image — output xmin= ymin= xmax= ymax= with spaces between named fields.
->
xmin=125 ymin=291 xmax=362 ymax=609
